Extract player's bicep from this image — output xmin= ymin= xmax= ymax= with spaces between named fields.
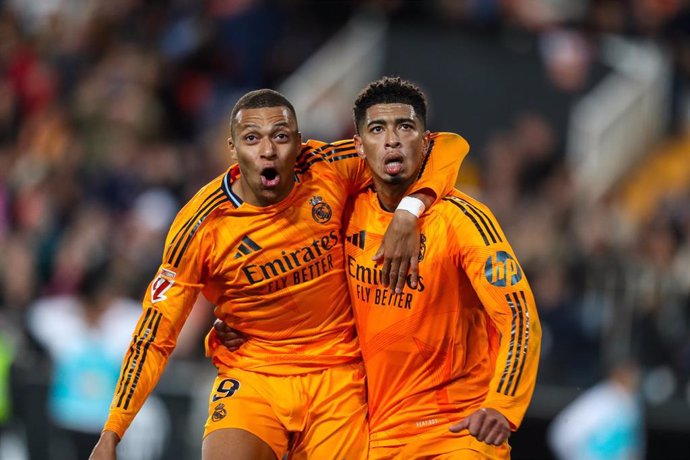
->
xmin=322 ymin=140 xmax=370 ymax=195
xmin=448 ymin=196 xmax=528 ymax=324
xmin=408 ymin=132 xmax=469 ymax=205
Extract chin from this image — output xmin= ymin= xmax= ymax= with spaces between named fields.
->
xmin=384 ymin=175 xmax=408 ymax=185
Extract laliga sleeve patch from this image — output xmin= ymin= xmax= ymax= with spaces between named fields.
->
xmin=484 ymin=251 xmax=522 ymax=287
xmin=151 ymin=275 xmax=175 ymax=303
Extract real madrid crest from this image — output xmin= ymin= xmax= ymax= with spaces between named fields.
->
xmin=212 ymin=403 xmax=227 ymax=422
xmin=310 ymin=196 xmax=332 ymax=224
xmin=419 ymin=234 xmax=427 ymax=261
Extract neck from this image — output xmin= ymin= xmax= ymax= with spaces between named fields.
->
xmin=374 ymin=177 xmax=413 ymax=212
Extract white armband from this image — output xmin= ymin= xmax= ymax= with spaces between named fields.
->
xmin=396 ymin=196 xmax=426 ymax=218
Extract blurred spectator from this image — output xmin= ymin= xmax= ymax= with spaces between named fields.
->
xmin=548 ymin=360 xmax=645 ymax=460
xmin=26 ymin=260 xmax=169 ymax=460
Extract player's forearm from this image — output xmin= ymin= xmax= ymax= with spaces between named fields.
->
xmin=483 ymin=291 xmax=542 ymax=429
xmin=104 ymin=322 xmax=177 ymax=439
xmin=89 ymin=430 xmax=119 ymax=460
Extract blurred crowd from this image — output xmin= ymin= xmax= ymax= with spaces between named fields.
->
xmin=0 ymin=0 xmax=689 ymax=459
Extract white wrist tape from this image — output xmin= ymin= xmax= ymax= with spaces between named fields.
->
xmin=396 ymin=196 xmax=426 ymax=218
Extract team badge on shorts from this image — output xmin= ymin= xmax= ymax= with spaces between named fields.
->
xmin=309 ymin=196 xmax=332 ymax=224
xmin=212 ymin=403 xmax=227 ymax=422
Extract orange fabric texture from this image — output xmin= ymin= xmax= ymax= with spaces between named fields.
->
xmin=344 ymin=178 xmax=541 ymax=446
xmin=369 ymin=424 xmax=511 ymax=459
xmin=204 ymin=363 xmax=368 ymax=460
xmin=103 ymin=133 xmax=462 ymax=439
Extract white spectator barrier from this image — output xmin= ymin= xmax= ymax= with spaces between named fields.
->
xmin=567 ymin=37 xmax=671 ymax=203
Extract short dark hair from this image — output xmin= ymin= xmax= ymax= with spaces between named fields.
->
xmin=230 ymin=89 xmax=298 ymax=135
xmin=353 ymin=76 xmax=427 ymax=133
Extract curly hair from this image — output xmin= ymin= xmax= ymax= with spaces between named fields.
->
xmin=352 ymin=76 xmax=427 ymax=133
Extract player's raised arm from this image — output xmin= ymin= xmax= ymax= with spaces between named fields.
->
xmin=406 ymin=131 xmax=469 ymax=205
xmin=371 ymin=132 xmax=469 ymax=292
xmin=90 ymin=187 xmax=217 ymax=458
xmin=446 ymin=192 xmax=542 ymax=433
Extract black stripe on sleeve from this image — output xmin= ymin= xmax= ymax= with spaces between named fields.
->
xmin=166 ymin=190 xmax=224 ymax=264
xmin=510 ymin=290 xmax=531 ymax=396
xmin=497 ymin=294 xmax=517 ymax=394
xmin=117 ymin=309 xmax=160 ymax=408
xmin=461 ymin=200 xmax=502 ymax=243
xmin=445 ymin=198 xmax=491 ymax=246
xmin=168 ymin=194 xmax=227 ymax=267
xmin=503 ymin=291 xmax=525 ymax=395
xmin=114 ymin=308 xmax=153 ymax=400
xmin=172 ymin=198 xmax=224 ymax=267
xmin=328 ymin=152 xmax=359 ymax=163
xmin=295 ymin=143 xmax=357 ymax=174
xmin=124 ymin=311 xmax=164 ymax=409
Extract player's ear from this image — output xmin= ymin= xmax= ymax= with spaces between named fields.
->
xmin=228 ymin=137 xmax=238 ymax=162
xmin=354 ymin=134 xmax=366 ymax=159
xmin=421 ymin=130 xmax=431 ymax=156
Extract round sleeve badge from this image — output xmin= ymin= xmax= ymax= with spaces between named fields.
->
xmin=484 ymin=251 xmax=522 ymax=287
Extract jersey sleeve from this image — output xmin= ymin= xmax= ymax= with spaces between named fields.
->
xmin=297 ymin=133 xmax=468 ymax=203
xmin=102 ymin=202 xmax=214 ymax=438
xmin=447 ymin=193 xmax=541 ymax=430
xmin=406 ymin=132 xmax=469 ymax=206
xmin=296 ymin=138 xmax=369 ymax=196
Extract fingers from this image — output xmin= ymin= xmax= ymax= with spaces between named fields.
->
xmin=213 ymin=320 xmax=247 ymax=351
xmin=408 ymin=255 xmax=419 ymax=289
xmin=467 ymin=410 xmax=485 ymax=438
xmin=372 ymin=244 xmax=384 ymax=263
xmin=393 ymin=258 xmax=409 ymax=294
xmin=484 ymin=424 xmax=510 ymax=446
xmin=224 ymin=338 xmax=245 ymax=351
xmin=476 ymin=412 xmax=495 ymax=441
xmin=449 ymin=409 xmax=510 ymax=446
xmin=380 ymin=256 xmax=392 ymax=288
xmin=448 ymin=417 xmax=469 ymax=433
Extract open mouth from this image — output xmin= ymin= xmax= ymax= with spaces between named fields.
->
xmin=260 ymin=167 xmax=281 ymax=187
xmin=384 ymin=154 xmax=404 ymax=175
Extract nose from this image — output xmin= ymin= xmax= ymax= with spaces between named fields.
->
xmin=385 ymin=129 xmax=401 ymax=149
xmin=259 ymin=138 xmax=277 ymax=159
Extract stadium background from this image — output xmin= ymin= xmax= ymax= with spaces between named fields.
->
xmin=0 ymin=0 xmax=689 ymax=458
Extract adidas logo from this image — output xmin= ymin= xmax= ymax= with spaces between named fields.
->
xmin=346 ymin=230 xmax=366 ymax=250
xmin=234 ymin=236 xmax=262 ymax=259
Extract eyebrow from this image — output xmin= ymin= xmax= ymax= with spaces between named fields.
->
xmin=239 ymin=121 xmax=291 ymax=131
xmin=366 ymin=117 xmax=416 ymax=127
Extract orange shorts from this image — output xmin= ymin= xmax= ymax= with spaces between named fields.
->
xmin=369 ymin=425 xmax=511 ymax=460
xmin=203 ymin=362 xmax=368 ymax=460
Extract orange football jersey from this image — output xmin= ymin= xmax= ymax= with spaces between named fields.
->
xmin=344 ymin=178 xmax=541 ymax=445
xmin=103 ymin=133 xmax=462 ymax=438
